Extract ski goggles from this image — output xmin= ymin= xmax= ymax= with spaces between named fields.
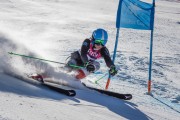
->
xmin=94 ymin=39 xmax=104 ymax=46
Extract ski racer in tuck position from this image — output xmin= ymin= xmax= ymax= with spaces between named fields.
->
xmin=30 ymin=28 xmax=118 ymax=81
xmin=66 ymin=28 xmax=118 ymax=80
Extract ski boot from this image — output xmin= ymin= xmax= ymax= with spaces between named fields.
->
xmin=75 ymin=69 xmax=86 ymax=80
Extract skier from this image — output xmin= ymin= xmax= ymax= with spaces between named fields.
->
xmin=66 ymin=28 xmax=118 ymax=79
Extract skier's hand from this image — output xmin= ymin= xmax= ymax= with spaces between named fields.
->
xmin=85 ymin=61 xmax=95 ymax=73
xmin=109 ymin=65 xmax=118 ymax=76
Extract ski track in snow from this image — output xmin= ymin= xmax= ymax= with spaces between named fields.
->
xmin=0 ymin=0 xmax=180 ymax=120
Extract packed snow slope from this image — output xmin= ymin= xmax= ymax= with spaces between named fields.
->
xmin=0 ymin=0 xmax=180 ymax=120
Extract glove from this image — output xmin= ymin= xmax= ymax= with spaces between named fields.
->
xmin=85 ymin=61 xmax=95 ymax=73
xmin=109 ymin=65 xmax=118 ymax=76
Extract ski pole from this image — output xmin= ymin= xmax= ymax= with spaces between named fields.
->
xmin=96 ymin=82 xmax=104 ymax=89
xmin=68 ymin=64 xmax=84 ymax=69
xmin=8 ymin=52 xmax=66 ymax=64
xmin=94 ymin=73 xmax=108 ymax=84
xmin=8 ymin=52 xmax=84 ymax=69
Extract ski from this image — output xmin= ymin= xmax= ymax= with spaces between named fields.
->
xmin=26 ymin=74 xmax=76 ymax=97
xmin=82 ymin=83 xmax=132 ymax=100
xmin=42 ymin=84 xmax=76 ymax=96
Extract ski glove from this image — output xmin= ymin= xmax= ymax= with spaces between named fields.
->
xmin=85 ymin=61 xmax=95 ymax=73
xmin=109 ymin=65 xmax=118 ymax=76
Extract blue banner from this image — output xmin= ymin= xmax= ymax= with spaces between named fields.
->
xmin=116 ymin=0 xmax=154 ymax=30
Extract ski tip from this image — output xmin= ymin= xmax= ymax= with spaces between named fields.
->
xmin=124 ymin=94 xmax=132 ymax=100
xmin=67 ymin=90 xmax=76 ymax=96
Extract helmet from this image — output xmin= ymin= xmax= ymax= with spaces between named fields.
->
xmin=92 ymin=28 xmax=108 ymax=46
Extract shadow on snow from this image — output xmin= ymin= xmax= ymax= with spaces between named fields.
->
xmin=0 ymin=74 xmax=152 ymax=120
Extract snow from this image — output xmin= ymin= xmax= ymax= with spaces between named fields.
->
xmin=0 ymin=0 xmax=180 ymax=120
